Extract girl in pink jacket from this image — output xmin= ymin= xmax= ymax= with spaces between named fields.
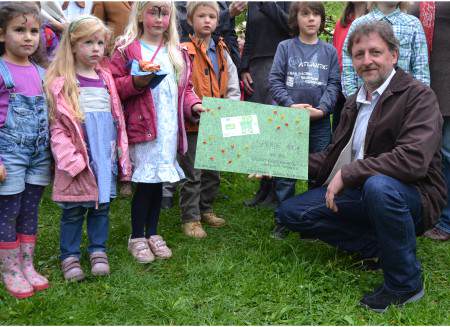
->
xmin=44 ymin=16 xmax=132 ymax=282
xmin=110 ymin=1 xmax=201 ymax=264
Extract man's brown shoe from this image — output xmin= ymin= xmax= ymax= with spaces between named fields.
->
xmin=201 ymin=212 xmax=226 ymax=227
xmin=423 ymin=227 xmax=450 ymax=241
xmin=182 ymin=222 xmax=207 ymax=238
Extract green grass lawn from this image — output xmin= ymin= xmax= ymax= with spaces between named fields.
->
xmin=1 ymin=173 xmax=449 ymax=325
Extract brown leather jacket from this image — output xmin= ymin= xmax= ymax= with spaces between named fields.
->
xmin=182 ymin=36 xmax=229 ymax=132
xmin=310 ymin=69 xmax=446 ymax=231
xmin=91 ymin=2 xmax=132 ymax=40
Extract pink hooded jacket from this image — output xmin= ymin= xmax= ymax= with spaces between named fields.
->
xmin=109 ymin=40 xmax=201 ymax=154
xmin=48 ymin=65 xmax=132 ymax=203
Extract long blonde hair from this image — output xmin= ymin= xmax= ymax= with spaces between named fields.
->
xmin=44 ymin=15 xmax=111 ymax=122
xmin=114 ymin=1 xmax=184 ymax=79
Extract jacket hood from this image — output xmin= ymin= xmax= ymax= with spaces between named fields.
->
xmin=49 ymin=77 xmax=66 ymax=96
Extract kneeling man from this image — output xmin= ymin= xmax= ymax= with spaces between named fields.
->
xmin=276 ymin=21 xmax=446 ymax=312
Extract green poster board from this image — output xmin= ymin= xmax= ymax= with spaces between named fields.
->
xmin=194 ymin=97 xmax=310 ymax=180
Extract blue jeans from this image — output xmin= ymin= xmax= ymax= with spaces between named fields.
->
xmin=60 ymin=203 xmax=110 ymax=261
xmin=436 ymin=118 xmax=450 ymax=233
xmin=274 ymin=117 xmax=332 ymax=204
xmin=276 ymin=175 xmax=423 ymax=294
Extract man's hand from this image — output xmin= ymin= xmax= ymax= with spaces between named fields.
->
xmin=241 ymin=72 xmax=254 ymax=95
xmin=229 ymin=1 xmax=247 ymax=18
xmin=132 ymin=74 xmax=155 ymax=89
xmin=325 ymin=169 xmax=344 ymax=213
xmin=0 ymin=164 xmax=7 ymax=183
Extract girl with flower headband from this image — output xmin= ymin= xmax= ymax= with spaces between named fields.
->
xmin=44 ymin=15 xmax=132 ymax=281
xmin=110 ymin=1 xmax=201 ymax=263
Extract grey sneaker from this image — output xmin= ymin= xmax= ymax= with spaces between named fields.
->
xmin=90 ymin=252 xmax=110 ymax=276
xmin=61 ymin=256 xmax=85 ymax=282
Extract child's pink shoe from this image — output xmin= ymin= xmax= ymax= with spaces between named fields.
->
xmin=147 ymin=235 xmax=172 ymax=259
xmin=18 ymin=234 xmax=49 ymax=291
xmin=61 ymin=256 xmax=85 ymax=282
xmin=128 ymin=237 xmax=155 ymax=263
xmin=90 ymin=252 xmax=110 ymax=276
xmin=0 ymin=242 xmax=34 ymax=299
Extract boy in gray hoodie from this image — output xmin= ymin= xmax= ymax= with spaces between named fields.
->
xmin=269 ymin=2 xmax=341 ymax=238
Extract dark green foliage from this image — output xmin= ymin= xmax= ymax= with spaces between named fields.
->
xmin=234 ymin=2 xmax=345 ymax=42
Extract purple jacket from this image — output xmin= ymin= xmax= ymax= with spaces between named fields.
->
xmin=110 ymin=40 xmax=201 ymax=154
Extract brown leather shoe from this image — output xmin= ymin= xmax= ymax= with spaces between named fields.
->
xmin=182 ymin=222 xmax=207 ymax=238
xmin=423 ymin=227 xmax=450 ymax=241
xmin=201 ymin=212 xmax=226 ymax=227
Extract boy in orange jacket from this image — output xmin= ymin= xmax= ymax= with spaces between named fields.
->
xmin=179 ymin=1 xmax=240 ymax=238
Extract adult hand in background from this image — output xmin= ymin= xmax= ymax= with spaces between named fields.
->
xmin=241 ymin=72 xmax=254 ymax=95
xmin=229 ymin=1 xmax=247 ymax=17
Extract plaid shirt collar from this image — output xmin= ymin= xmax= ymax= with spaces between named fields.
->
xmin=371 ymin=7 xmax=402 ymax=25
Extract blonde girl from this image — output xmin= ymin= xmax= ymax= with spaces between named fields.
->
xmin=110 ymin=1 xmax=202 ymax=264
xmin=45 ymin=15 xmax=131 ymax=281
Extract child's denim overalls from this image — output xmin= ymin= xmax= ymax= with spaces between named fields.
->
xmin=0 ymin=59 xmax=51 ymax=195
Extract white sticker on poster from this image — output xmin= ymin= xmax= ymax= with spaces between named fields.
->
xmin=220 ymin=115 xmax=260 ymax=138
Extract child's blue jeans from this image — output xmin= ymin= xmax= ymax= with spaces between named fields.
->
xmin=59 ymin=203 xmax=110 ymax=261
